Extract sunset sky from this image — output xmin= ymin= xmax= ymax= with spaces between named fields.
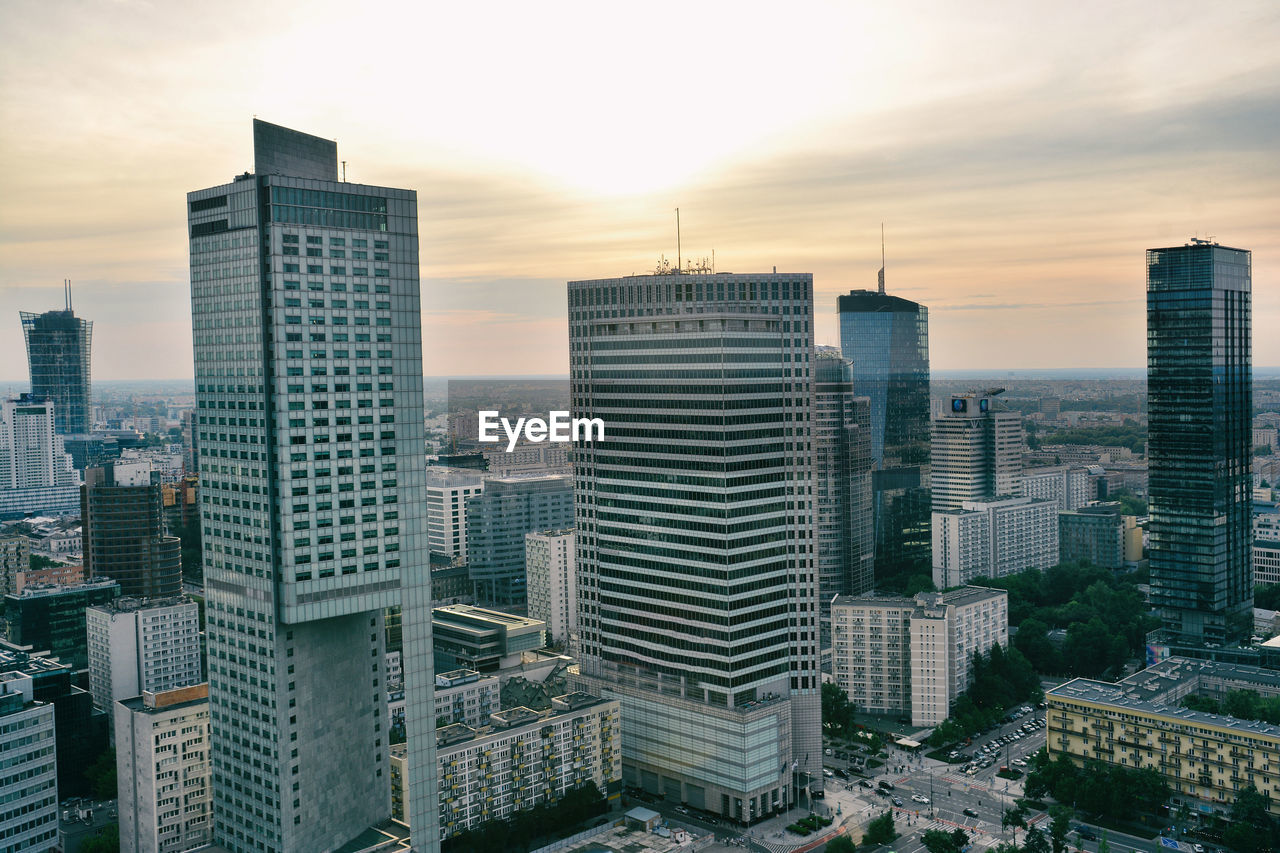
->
xmin=1 ymin=0 xmax=1277 ymax=380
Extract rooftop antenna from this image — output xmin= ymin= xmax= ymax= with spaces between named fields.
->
xmin=676 ymin=208 xmax=682 ymax=273
xmin=341 ymin=160 xmax=347 ymax=182
xmin=65 ymin=279 xmax=72 ymax=311
xmin=878 ymin=222 xmax=886 ymax=295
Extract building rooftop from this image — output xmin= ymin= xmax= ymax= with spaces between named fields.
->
xmin=6 ymin=577 xmax=119 ymax=600
xmin=435 ymin=693 xmax=610 ymax=749
xmin=832 ymin=585 xmax=1006 ymax=610
xmin=433 ymin=604 xmax=546 ymax=632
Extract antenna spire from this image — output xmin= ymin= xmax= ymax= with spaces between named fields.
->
xmin=676 ymin=208 xmax=682 ymax=273
xmin=878 ymin=223 xmax=886 ymax=294
xmin=65 ymin=279 xmax=72 ymax=311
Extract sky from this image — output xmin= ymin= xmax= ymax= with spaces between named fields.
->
xmin=1 ymin=0 xmax=1278 ymax=380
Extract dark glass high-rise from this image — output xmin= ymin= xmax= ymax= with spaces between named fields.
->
xmin=1147 ymin=240 xmax=1252 ymax=646
xmin=20 ymin=297 xmax=93 ymax=436
xmin=837 ymin=290 xmax=931 ymax=586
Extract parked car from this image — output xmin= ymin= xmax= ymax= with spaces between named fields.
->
xmin=878 ymin=780 xmax=895 ymax=790
xmin=964 ymin=808 xmax=980 ymax=818
xmin=859 ymin=780 xmax=874 ymax=789
xmin=675 ymin=805 xmax=690 ymax=815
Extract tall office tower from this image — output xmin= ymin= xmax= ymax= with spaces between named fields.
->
xmin=525 ymin=528 xmax=577 ymax=644
xmin=570 ymin=272 xmax=819 ymax=822
xmin=1148 ymin=240 xmax=1253 ymax=646
xmin=838 ymin=289 xmax=931 ymax=584
xmin=424 ymin=466 xmax=485 ymax=558
xmin=813 ymin=352 xmax=874 ymax=608
xmin=20 ymin=286 xmax=93 ymax=437
xmin=116 ymin=683 xmax=212 ymax=853
xmin=181 ymin=409 xmax=198 ymax=472
xmin=187 ymin=120 xmax=437 ymax=852
xmin=931 ymin=394 xmax=1024 ymax=510
xmin=86 ymin=596 xmax=202 ymax=712
xmin=4 ymin=578 xmax=120 ymax=671
xmin=465 ymin=474 xmax=573 ymax=604
xmin=81 ymin=461 xmax=182 ymax=598
xmin=0 ymin=395 xmax=81 ymax=518
xmin=0 ymin=673 xmax=58 ymax=853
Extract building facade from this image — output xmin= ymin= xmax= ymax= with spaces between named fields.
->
xmin=0 ymin=395 xmax=81 ymax=519
xmin=813 ymin=352 xmax=874 ymax=607
xmin=837 ymin=289 xmax=931 ymax=582
xmin=82 ymin=461 xmax=182 ymax=599
xmin=931 ymin=395 xmax=1023 ymax=510
xmin=831 ymin=586 xmax=1008 ymax=726
xmin=932 ymin=497 xmax=1059 ymax=588
xmin=20 ymin=299 xmax=93 ymax=437
xmin=187 ymin=119 xmax=438 ymax=852
xmin=4 ymin=577 xmax=120 ymax=671
xmin=1023 ymin=465 xmax=1091 ymax=512
xmin=115 ymin=683 xmax=212 ymax=853
xmin=1255 ymin=539 xmax=1280 ymax=587
xmin=0 ymin=533 xmax=30 ymax=597
xmin=432 ymin=604 xmax=546 ymax=673
xmin=1059 ymin=503 xmax=1126 ymax=569
xmin=525 ymin=529 xmax=576 ymax=644
xmin=433 ymin=668 xmax=501 ymax=728
xmin=1147 ymin=241 xmax=1253 ymax=645
xmin=570 ymin=271 xmax=819 ymax=822
xmin=424 ymin=467 xmax=485 ymax=559
xmin=465 ymin=475 xmax=573 ymax=604
xmin=0 ymin=672 xmax=58 ymax=853
xmin=86 ymin=596 xmax=202 ymax=712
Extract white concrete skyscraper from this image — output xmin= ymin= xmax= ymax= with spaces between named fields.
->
xmin=186 ymin=120 xmax=437 ymax=852
xmin=569 ymin=271 xmax=820 ymax=823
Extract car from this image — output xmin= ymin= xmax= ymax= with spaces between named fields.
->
xmin=675 ymin=805 xmax=690 ymax=815
xmin=823 ymin=769 xmax=834 ymax=778
xmin=859 ymin=780 xmax=873 ymax=789
xmin=1193 ymin=846 xmax=1204 ymax=853
xmin=878 ymin=780 xmax=895 ymax=790
xmin=1012 ymin=759 xmax=1027 ymax=767
xmin=835 ymin=768 xmax=849 ymax=779
xmin=912 ymin=794 xmax=930 ymax=804
xmin=964 ymin=808 xmax=979 ymax=818
xmin=1074 ymin=827 xmax=1098 ymax=841
xmin=824 ymin=748 xmax=833 ymax=756
xmin=893 ymin=797 xmax=904 ymax=807
xmin=966 ymin=767 xmax=978 ymax=775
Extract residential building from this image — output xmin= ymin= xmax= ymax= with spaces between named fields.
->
xmin=480 ymin=442 xmax=572 ymax=478
xmin=838 ymin=288 xmax=932 ymax=582
xmin=813 ymin=352 xmax=874 ymax=606
xmin=831 ymin=586 xmax=1008 ymax=726
xmin=933 ymin=497 xmax=1058 ymax=589
xmin=1059 ymin=502 xmax=1126 ymax=569
xmin=390 ymin=743 xmax=409 ymax=823
xmin=1147 ymin=241 xmax=1253 ymax=645
xmin=1256 ymin=539 xmax=1280 ymax=587
xmin=432 ymin=692 xmax=620 ymax=838
xmin=0 ymin=395 xmax=81 ymax=519
xmin=187 ymin=119 xmax=437 ymax=852
xmin=0 ymin=533 xmax=30 ymax=597
xmin=1023 ymin=465 xmax=1091 ymax=511
xmin=0 ymin=672 xmax=58 ymax=853
xmin=1047 ymin=657 xmax=1280 ymax=817
xmin=931 ymin=394 xmax=1023 ymax=510
xmin=424 ymin=467 xmax=485 ymax=559
xmin=433 ymin=604 xmax=546 ymax=673
xmin=571 ymin=271 xmax=819 ymax=822
xmin=433 ymin=668 xmax=500 ymax=727
xmin=15 ymin=561 xmax=83 ymax=592
xmin=20 ymin=291 xmax=93 ymax=436
xmin=466 ymin=475 xmax=573 ymax=604
xmin=115 ymin=683 xmax=212 ymax=853
xmin=4 ymin=577 xmax=120 ymax=671
xmin=81 ymin=461 xmax=182 ymax=599
xmin=86 ymin=596 xmax=202 ymax=712
xmin=525 ymin=529 xmax=576 ymax=644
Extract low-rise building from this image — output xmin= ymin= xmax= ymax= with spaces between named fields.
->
xmin=1256 ymin=539 xmax=1280 ymax=586
xmin=115 ymin=683 xmax=212 ymax=853
xmin=432 ymin=604 xmax=546 ymax=673
xmin=431 ymin=692 xmax=620 ymax=839
xmin=832 ymin=586 xmax=1009 ymax=726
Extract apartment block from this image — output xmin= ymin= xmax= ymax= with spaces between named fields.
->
xmin=86 ymin=596 xmax=203 ymax=712
xmin=1023 ymin=465 xmax=1091 ymax=511
xmin=424 ymin=466 xmax=485 ymax=559
xmin=0 ymin=672 xmax=58 ymax=853
xmin=434 ymin=668 xmax=501 ymax=727
xmin=115 ymin=683 xmax=212 ymax=853
xmin=832 ymin=586 xmax=1008 ymax=726
xmin=524 ymin=529 xmax=576 ymax=644
xmin=0 ymin=533 xmax=30 ymax=597
xmin=933 ymin=497 xmax=1058 ymax=589
xmin=1059 ymin=502 xmax=1126 ymax=569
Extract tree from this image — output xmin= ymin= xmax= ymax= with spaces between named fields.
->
xmin=86 ymin=748 xmax=117 ymax=800
xmin=80 ymin=823 xmax=120 ymax=853
xmin=922 ymin=828 xmax=967 ymax=853
xmin=1049 ymin=805 xmax=1072 ymax=853
xmin=826 ymin=835 xmax=857 ymax=853
xmin=1023 ymin=826 xmax=1051 ymax=853
xmin=864 ymin=811 xmax=897 ymax=847
xmin=1223 ymin=785 xmax=1279 ymax=853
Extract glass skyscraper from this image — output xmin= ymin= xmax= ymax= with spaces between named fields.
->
xmin=187 ymin=120 xmax=437 ymax=852
xmin=569 ymin=272 xmax=820 ymax=823
xmin=837 ymin=290 xmax=931 ymax=585
xmin=1147 ymin=240 xmax=1253 ymax=646
xmin=21 ymin=296 xmax=93 ymax=436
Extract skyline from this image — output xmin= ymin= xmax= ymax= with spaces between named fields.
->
xmin=2 ymin=0 xmax=1278 ymax=380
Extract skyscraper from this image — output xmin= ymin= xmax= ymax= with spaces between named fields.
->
xmin=20 ymin=284 xmax=93 ymax=437
xmin=0 ymin=394 xmax=81 ymax=518
xmin=930 ymin=393 xmax=1024 ymax=510
xmin=570 ymin=271 xmax=819 ymax=822
xmin=187 ymin=120 xmax=437 ymax=852
xmin=81 ymin=460 xmax=182 ymax=599
xmin=838 ymin=289 xmax=931 ymax=585
xmin=813 ymin=351 xmax=874 ymax=606
xmin=465 ymin=474 xmax=573 ymax=603
xmin=1147 ymin=240 xmax=1253 ymax=646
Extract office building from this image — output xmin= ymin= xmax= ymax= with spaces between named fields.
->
xmin=838 ymin=288 xmax=931 ymax=581
xmin=525 ymin=529 xmax=576 ymax=644
xmin=390 ymin=743 xmax=409 ymax=823
xmin=115 ymin=683 xmax=212 ymax=853
xmin=187 ymin=119 xmax=437 ymax=852
xmin=1047 ymin=657 xmax=1280 ymax=817
xmin=1059 ymin=502 xmax=1126 ymax=569
xmin=86 ymin=596 xmax=202 ymax=712
xmin=1255 ymin=539 xmax=1280 ymax=587
xmin=432 ymin=603 xmax=546 ymax=673
xmin=433 ymin=692 xmax=620 ymax=838
xmin=831 ymin=586 xmax=1008 ymax=726
xmin=933 ymin=497 xmax=1058 ymax=589
xmin=424 ymin=466 xmax=485 ymax=559
xmin=0 ymin=395 xmax=81 ymax=519
xmin=0 ymin=672 xmax=58 ymax=853
xmin=931 ymin=394 xmax=1024 ymax=510
xmin=82 ymin=461 xmax=182 ymax=599
xmin=1023 ymin=465 xmax=1091 ymax=512
xmin=433 ymin=668 xmax=501 ymax=727
xmin=20 ymin=288 xmax=93 ymax=436
xmin=813 ymin=352 xmax=874 ymax=606
xmin=0 ymin=533 xmax=30 ymax=597
xmin=466 ymin=474 xmax=573 ymax=604
xmin=4 ymin=577 xmax=120 ymax=671
xmin=571 ymin=271 xmax=818 ymax=823
xmin=1147 ymin=241 xmax=1253 ymax=645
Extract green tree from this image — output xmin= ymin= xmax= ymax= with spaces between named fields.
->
xmin=864 ymin=811 xmax=897 ymax=847
xmin=1049 ymin=804 xmax=1072 ymax=853
xmin=1223 ymin=786 xmax=1279 ymax=853
xmin=922 ymin=828 xmax=967 ymax=853
xmin=80 ymin=823 xmax=120 ymax=853
xmin=826 ymin=835 xmax=857 ymax=853
xmin=86 ymin=748 xmax=117 ymax=800
xmin=1023 ymin=826 xmax=1051 ymax=853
